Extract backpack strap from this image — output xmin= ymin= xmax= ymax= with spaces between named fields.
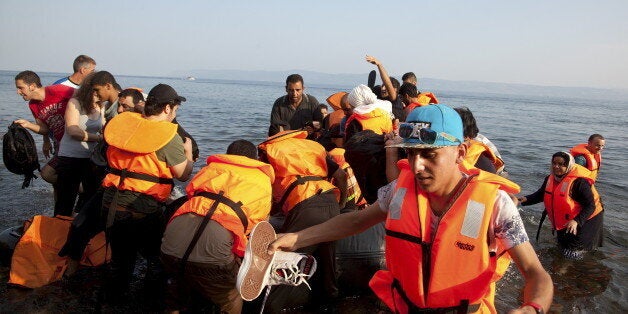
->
xmin=178 ymin=191 xmax=245 ymax=274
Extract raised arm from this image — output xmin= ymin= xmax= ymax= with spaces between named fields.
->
xmin=366 ymin=55 xmax=397 ymax=101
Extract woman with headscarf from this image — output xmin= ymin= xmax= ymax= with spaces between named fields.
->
xmin=343 ymin=84 xmax=395 ymax=142
xmin=519 ymin=152 xmax=604 ymax=258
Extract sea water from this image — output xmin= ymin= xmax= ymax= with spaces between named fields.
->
xmin=0 ymin=70 xmax=626 ymax=312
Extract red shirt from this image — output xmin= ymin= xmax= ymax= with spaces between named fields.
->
xmin=28 ymin=85 xmax=74 ymax=145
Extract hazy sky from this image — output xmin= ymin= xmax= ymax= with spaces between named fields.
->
xmin=1 ymin=1 xmax=626 ymax=89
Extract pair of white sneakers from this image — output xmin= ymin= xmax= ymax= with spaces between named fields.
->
xmin=236 ymin=221 xmax=317 ymax=302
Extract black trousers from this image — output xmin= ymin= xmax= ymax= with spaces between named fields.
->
xmin=264 ymin=192 xmax=340 ymax=312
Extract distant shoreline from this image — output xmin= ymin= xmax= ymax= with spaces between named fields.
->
xmin=1 ymin=69 xmax=626 ymax=101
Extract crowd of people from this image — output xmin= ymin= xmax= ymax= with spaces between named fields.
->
xmin=8 ymin=54 xmax=608 ymax=313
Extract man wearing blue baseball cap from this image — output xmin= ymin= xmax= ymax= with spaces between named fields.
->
xmin=269 ymin=104 xmax=553 ymax=313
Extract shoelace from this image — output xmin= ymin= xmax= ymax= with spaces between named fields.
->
xmin=258 ymin=262 xmax=312 ymax=314
xmin=270 ymin=262 xmax=312 ymax=289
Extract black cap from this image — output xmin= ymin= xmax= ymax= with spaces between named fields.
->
xmin=146 ymin=84 xmax=186 ymax=105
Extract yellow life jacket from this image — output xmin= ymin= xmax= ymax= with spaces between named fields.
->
xmin=102 ymin=112 xmax=178 ymax=202
xmin=464 ymin=140 xmax=505 ymax=174
xmin=169 ymin=154 xmax=275 ymax=257
xmin=345 ymin=108 xmax=393 ymax=135
xmin=259 ymin=130 xmax=339 ymax=213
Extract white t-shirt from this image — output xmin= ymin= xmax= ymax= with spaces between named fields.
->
xmin=377 ymin=176 xmax=529 ymax=254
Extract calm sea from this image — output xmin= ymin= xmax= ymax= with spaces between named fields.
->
xmin=0 ymin=70 xmax=626 ymax=312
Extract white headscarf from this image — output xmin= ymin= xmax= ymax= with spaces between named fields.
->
xmin=551 ymin=151 xmax=575 ymax=180
xmin=347 ymin=84 xmax=394 ymax=117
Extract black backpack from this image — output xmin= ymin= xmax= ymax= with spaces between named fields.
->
xmin=344 ymin=130 xmax=389 ymax=204
xmin=3 ymin=123 xmax=40 ymax=188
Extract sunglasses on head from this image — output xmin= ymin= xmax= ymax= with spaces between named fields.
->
xmin=398 ymin=122 xmax=461 ymax=145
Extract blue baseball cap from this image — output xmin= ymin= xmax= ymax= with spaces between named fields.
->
xmin=389 ymin=104 xmax=463 ymax=149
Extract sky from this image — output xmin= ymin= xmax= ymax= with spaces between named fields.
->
xmin=1 ymin=0 xmax=627 ymax=89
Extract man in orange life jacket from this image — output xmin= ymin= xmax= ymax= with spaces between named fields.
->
xmin=161 ymin=140 xmax=274 ymax=314
xmin=101 ymin=83 xmax=194 ymax=298
xmin=269 ymin=104 xmax=553 ymax=313
xmin=570 ymin=134 xmax=605 ymax=182
xmin=519 ymin=152 xmax=604 ymax=259
xmin=257 ymin=130 xmax=347 ymax=311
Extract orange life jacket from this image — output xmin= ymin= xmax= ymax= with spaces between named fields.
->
xmin=345 ymin=108 xmax=393 ymax=136
xmin=9 ymin=215 xmax=110 ymax=288
xmin=369 ymin=159 xmax=519 ymax=313
xmin=169 ymin=154 xmax=275 ymax=257
xmin=404 ymin=102 xmax=430 ymax=116
xmin=102 ymin=112 xmax=178 ymax=202
xmin=570 ymin=143 xmax=601 ymax=181
xmin=258 ymin=130 xmax=339 ymax=213
xmin=328 ymin=148 xmax=367 ymax=207
xmin=464 ymin=140 xmax=505 ymax=174
xmin=418 ymin=92 xmax=439 ymax=105
xmin=543 ymin=164 xmax=603 ymax=231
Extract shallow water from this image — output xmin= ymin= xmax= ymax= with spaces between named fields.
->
xmin=0 ymin=71 xmax=626 ymax=312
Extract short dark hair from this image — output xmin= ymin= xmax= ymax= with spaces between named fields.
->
xmin=15 ymin=70 xmax=42 ymax=87
xmin=286 ymin=74 xmax=304 ymax=86
xmin=72 ymin=55 xmax=96 ymax=72
xmin=402 ymin=72 xmax=416 ymax=82
xmin=144 ymin=100 xmax=177 ymax=117
xmin=91 ymin=71 xmax=118 ymax=87
xmin=454 ymin=107 xmax=480 ymax=139
xmin=371 ymin=85 xmax=382 ymax=99
xmin=398 ymin=82 xmax=418 ymax=98
xmin=118 ymin=88 xmax=145 ymax=105
xmin=227 ymin=140 xmax=257 ymax=159
xmin=390 ymin=77 xmax=400 ymax=90
xmin=318 ymin=104 xmax=328 ymax=111
xmin=588 ymin=134 xmax=604 ymax=142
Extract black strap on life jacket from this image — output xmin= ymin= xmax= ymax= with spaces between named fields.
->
xmin=178 ymin=191 xmax=245 ymax=274
xmin=535 ymin=210 xmax=547 ymax=243
xmin=276 ymin=175 xmax=324 ymax=211
xmin=391 ymin=279 xmax=479 ymax=314
xmin=194 ymin=191 xmax=247 ymax=234
xmin=108 ymin=167 xmax=174 ymax=185
xmin=385 ymin=228 xmax=423 ymax=244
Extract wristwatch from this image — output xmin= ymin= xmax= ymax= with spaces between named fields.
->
xmin=521 ymin=301 xmax=544 ymax=314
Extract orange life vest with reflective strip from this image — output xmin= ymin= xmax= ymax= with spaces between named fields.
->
xmin=345 ymin=108 xmax=393 ymax=135
xmin=328 ymin=148 xmax=366 ymax=207
xmin=102 ymin=112 xmax=178 ymax=202
xmin=259 ymin=130 xmax=339 ymax=213
xmin=543 ymin=164 xmax=603 ymax=231
xmin=169 ymin=154 xmax=275 ymax=257
xmin=370 ymin=159 xmax=519 ymax=314
xmin=570 ymin=143 xmax=601 ymax=181
xmin=464 ymin=140 xmax=505 ymax=174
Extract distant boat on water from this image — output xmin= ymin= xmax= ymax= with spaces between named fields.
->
xmin=186 ymin=76 xmax=196 ymax=81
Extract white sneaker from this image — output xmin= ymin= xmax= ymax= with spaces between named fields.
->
xmin=237 ymin=221 xmax=318 ymax=301
xmin=237 ymin=221 xmax=277 ymax=301
xmin=268 ymin=251 xmax=317 ymax=289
